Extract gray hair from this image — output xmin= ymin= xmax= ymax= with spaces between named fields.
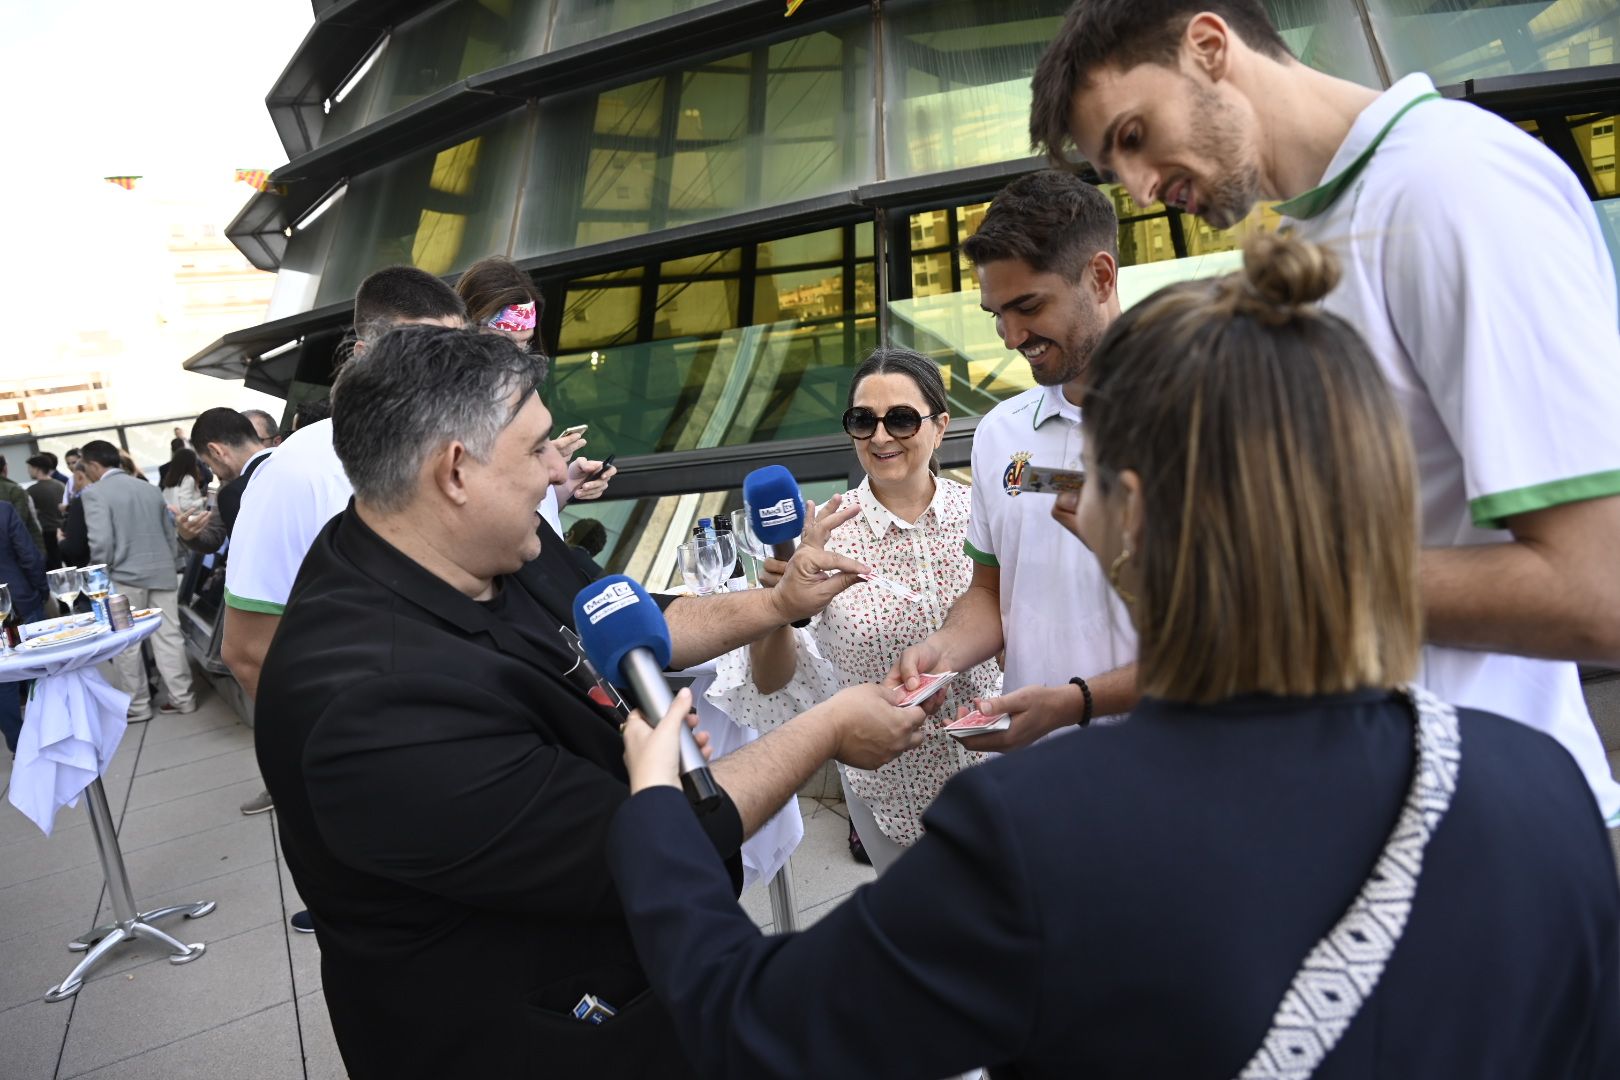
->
xmin=331 ymin=325 xmax=545 ymax=512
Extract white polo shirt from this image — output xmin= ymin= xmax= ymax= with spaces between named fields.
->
xmin=965 ymin=384 xmax=1137 ymax=700
xmin=225 ymin=418 xmax=352 ymax=615
xmin=1287 ymin=72 xmax=1620 ymax=822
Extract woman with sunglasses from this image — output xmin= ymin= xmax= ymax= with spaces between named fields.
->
xmin=710 ymin=347 xmax=999 ymax=872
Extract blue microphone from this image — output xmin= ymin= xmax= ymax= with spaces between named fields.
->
xmin=744 ymin=465 xmax=812 ymax=628
xmin=573 ymin=575 xmax=720 ymax=807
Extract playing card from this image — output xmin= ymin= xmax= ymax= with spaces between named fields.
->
xmin=858 ymin=573 xmax=924 ymax=603
xmin=944 ymin=709 xmax=1011 ymax=737
xmin=898 ymin=671 xmax=958 ymax=708
xmin=1019 ymin=464 xmax=1086 ymax=495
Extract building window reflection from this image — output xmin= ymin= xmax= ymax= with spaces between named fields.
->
xmin=519 ymin=22 xmax=874 ymax=255
xmin=545 ymin=223 xmax=878 ymax=460
xmin=1368 ymin=0 xmax=1620 ymax=84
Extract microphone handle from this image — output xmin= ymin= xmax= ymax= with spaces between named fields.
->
xmin=770 ymin=540 xmax=812 ymax=629
xmin=621 ymin=649 xmax=722 ymax=809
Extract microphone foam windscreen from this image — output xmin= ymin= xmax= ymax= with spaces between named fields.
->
xmin=743 ymin=465 xmax=805 ymax=547
xmin=573 ymin=575 xmax=672 ymax=688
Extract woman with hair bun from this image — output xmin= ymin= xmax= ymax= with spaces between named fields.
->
xmin=605 ymin=233 xmax=1620 ymax=1079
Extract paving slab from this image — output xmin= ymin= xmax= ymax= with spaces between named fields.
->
xmin=56 ymin=921 xmax=295 ymax=1079
xmin=63 ymin=1001 xmax=303 ymax=1080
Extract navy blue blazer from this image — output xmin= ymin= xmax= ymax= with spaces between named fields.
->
xmin=0 ymin=500 xmax=46 ymax=617
xmin=609 ymin=690 xmax=1620 ymax=1079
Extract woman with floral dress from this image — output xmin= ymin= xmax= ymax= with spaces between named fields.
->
xmin=709 ymin=347 xmax=1001 ymax=872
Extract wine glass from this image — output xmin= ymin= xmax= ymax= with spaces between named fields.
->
xmin=729 ymin=509 xmax=764 ymax=588
xmin=48 ymin=567 xmax=82 ymax=616
xmin=0 ymin=582 xmax=12 ymax=655
xmin=708 ymin=530 xmax=737 ymax=591
xmin=677 ymin=542 xmax=711 ymax=596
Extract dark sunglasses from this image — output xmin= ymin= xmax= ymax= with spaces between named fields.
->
xmin=842 ymin=405 xmax=942 ymax=440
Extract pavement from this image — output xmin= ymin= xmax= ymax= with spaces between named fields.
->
xmin=0 ymin=688 xmax=874 ymax=1080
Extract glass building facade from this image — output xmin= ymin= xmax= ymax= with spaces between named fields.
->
xmin=204 ymin=0 xmax=1620 ymax=582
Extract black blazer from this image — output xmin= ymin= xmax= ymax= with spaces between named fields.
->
xmin=255 ymin=507 xmax=741 ymax=1080
xmin=610 ymin=691 xmax=1620 ymax=1079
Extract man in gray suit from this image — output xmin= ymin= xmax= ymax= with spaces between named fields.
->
xmin=80 ymin=440 xmax=196 ymax=720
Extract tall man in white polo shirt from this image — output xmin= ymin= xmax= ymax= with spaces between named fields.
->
xmin=1033 ymin=0 xmax=1620 ymax=823
xmin=892 ymin=171 xmax=1139 ymax=747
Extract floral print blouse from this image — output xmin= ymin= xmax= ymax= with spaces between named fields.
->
xmin=707 ymin=475 xmax=1001 ymax=845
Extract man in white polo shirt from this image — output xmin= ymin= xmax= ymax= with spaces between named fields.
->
xmin=892 ymin=170 xmax=1139 ymax=747
xmin=1035 ymin=0 xmax=1620 ymax=823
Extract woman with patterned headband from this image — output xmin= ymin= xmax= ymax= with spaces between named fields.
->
xmin=457 ymin=256 xmax=616 ymax=531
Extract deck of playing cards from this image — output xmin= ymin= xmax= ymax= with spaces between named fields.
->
xmin=898 ymin=671 xmax=957 ymax=707
xmin=1019 ymin=464 xmax=1085 ymax=495
xmin=943 ymin=709 xmax=1011 ymax=737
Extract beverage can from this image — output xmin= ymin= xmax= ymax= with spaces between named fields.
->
xmin=107 ymin=594 xmax=133 ymax=631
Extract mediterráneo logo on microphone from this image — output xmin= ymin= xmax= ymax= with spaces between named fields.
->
xmin=583 ymin=581 xmax=639 ymax=624
xmin=758 ymin=497 xmax=799 ymax=528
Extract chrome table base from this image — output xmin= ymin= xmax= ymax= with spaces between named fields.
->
xmin=45 ymin=778 xmax=216 ymax=1002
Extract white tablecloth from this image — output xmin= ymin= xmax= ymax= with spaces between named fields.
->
xmin=677 ymin=656 xmax=804 ymax=891
xmin=2 ymin=619 xmax=161 ymax=835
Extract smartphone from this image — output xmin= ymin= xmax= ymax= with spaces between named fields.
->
xmin=556 ymin=423 xmax=589 ymax=441
xmin=593 ymin=453 xmax=616 ymax=476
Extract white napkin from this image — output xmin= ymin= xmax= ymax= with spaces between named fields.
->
xmin=7 ymin=668 xmax=130 ymax=835
xmin=677 ymin=658 xmax=805 ymax=891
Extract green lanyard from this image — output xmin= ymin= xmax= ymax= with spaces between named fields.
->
xmin=1275 ymin=92 xmax=1441 ymax=220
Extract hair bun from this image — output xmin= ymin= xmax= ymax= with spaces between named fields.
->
xmin=1235 ymin=231 xmax=1341 ymax=316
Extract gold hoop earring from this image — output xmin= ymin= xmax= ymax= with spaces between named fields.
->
xmin=1108 ymin=547 xmax=1137 ymax=607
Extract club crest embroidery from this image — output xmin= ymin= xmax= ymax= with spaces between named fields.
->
xmin=1002 ymin=451 xmax=1032 ymax=496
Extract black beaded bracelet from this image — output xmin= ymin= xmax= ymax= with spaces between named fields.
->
xmin=1069 ymin=676 xmax=1094 ymax=727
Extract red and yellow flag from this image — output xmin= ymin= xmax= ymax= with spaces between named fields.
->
xmin=236 ymin=169 xmax=272 ymax=191
xmin=103 ymin=176 xmax=141 ymax=190
xmin=785 ymin=0 xmax=806 ymax=14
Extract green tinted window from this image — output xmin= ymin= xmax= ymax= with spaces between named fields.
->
xmin=1368 ymin=0 xmax=1620 ymax=83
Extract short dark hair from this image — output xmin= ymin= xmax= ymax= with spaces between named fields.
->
xmin=65 ymin=447 xmax=81 ymax=460
xmin=1031 ymin=0 xmax=1293 ymax=164
xmin=293 ymin=398 xmax=331 ymax=430
xmin=80 ymin=440 xmax=123 ymax=469
xmin=332 ymin=325 xmax=545 ymax=512
xmin=26 ymin=454 xmax=53 ymax=473
xmin=961 ymin=170 xmax=1119 ymax=282
xmin=564 ymin=518 xmax=608 ymax=556
xmin=191 ymin=408 xmax=262 ymax=452
xmin=456 ymin=256 xmax=544 ymax=327
xmin=352 ymin=265 xmax=466 ymax=344
xmin=42 ymin=452 xmax=58 ymax=469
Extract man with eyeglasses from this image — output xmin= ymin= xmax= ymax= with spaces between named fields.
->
xmin=890 ymin=170 xmax=1139 ymax=746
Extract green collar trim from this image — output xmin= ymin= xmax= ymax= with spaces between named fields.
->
xmin=1275 ymin=92 xmax=1441 ymax=220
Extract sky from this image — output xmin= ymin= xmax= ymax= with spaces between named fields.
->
xmin=0 ymin=0 xmax=316 ymax=422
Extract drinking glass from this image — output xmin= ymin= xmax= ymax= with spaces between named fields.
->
xmin=677 ymin=542 xmax=711 ymax=596
xmin=48 ymin=567 xmax=82 ymax=614
xmin=729 ymin=509 xmax=764 ymax=588
xmin=709 ymin=531 xmax=737 ymax=592
xmin=82 ymin=565 xmax=111 ymax=625
xmin=0 ymin=582 xmax=12 ymax=655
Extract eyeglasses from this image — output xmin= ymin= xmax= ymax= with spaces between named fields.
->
xmin=842 ymin=405 xmax=942 ymax=440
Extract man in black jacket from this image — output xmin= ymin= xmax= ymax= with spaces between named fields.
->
xmin=254 ymin=325 xmax=924 ymax=1079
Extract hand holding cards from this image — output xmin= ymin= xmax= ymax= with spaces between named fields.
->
xmin=858 ymin=572 xmax=924 ymax=603
xmin=898 ymin=671 xmax=957 ymax=707
xmin=944 ymin=708 xmax=1011 ymax=738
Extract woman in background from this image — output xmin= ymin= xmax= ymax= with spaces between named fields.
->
xmin=456 ymin=256 xmax=614 ymax=530
xmin=162 ymin=447 xmax=209 ymax=517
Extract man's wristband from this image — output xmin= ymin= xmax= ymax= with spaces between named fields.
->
xmin=1068 ymin=676 xmax=1093 ymax=728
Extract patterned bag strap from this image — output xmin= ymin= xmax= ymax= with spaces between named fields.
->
xmin=1236 ymin=685 xmax=1463 ymax=1080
